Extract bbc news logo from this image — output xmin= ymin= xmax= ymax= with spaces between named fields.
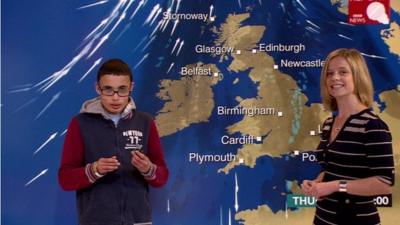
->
xmin=349 ymin=0 xmax=390 ymax=25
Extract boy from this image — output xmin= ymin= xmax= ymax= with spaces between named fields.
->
xmin=58 ymin=58 xmax=168 ymax=225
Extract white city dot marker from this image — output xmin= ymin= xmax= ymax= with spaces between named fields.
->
xmin=294 ymin=150 xmax=300 ymax=155
xmin=273 ymin=65 xmax=279 ymax=69
xmin=213 ymin=72 xmax=219 ymax=77
xmin=210 ymin=16 xmax=215 ymax=22
xmin=239 ymin=158 xmax=244 ymax=164
xmin=236 ymin=50 xmax=242 ymax=55
xmin=256 ymin=136 xmax=262 ymax=141
xmin=252 ymin=49 xmax=257 ymax=54
xmin=310 ymin=130 xmax=316 ymax=136
xmin=277 ymin=111 xmax=283 ymax=117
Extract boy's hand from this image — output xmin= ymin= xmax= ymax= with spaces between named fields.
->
xmin=96 ymin=156 xmax=120 ymax=174
xmin=131 ymin=151 xmax=152 ymax=173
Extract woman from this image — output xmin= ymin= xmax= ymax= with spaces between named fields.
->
xmin=301 ymin=48 xmax=395 ymax=224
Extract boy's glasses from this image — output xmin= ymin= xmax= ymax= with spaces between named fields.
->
xmin=99 ymin=87 xmax=130 ymax=97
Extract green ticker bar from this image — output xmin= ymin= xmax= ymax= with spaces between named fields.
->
xmin=286 ymin=194 xmax=316 ymax=208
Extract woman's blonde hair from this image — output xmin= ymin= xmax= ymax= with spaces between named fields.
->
xmin=320 ymin=48 xmax=374 ymax=111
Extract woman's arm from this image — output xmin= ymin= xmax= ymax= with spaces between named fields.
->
xmin=308 ymin=176 xmax=392 ymax=199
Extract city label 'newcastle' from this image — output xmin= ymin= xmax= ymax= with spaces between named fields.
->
xmin=280 ymin=59 xmax=325 ymax=68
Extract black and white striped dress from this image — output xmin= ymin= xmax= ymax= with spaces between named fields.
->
xmin=314 ymin=109 xmax=395 ymax=225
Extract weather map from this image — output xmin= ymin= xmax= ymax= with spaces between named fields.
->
xmin=2 ymin=0 xmax=400 ymax=225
